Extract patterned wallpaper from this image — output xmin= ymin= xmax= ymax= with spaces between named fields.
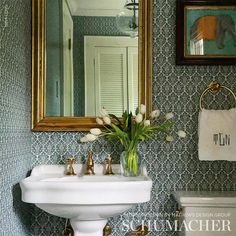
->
xmin=0 ymin=0 xmax=33 ymax=235
xmin=72 ymin=16 xmax=125 ymax=116
xmin=1 ymin=0 xmax=236 ymax=235
xmin=31 ymin=1 xmax=236 ymax=236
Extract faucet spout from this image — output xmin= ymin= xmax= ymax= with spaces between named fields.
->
xmin=104 ymin=156 xmax=114 ymax=175
xmin=65 ymin=157 xmax=76 ymax=176
xmin=84 ymin=151 xmax=95 ymax=175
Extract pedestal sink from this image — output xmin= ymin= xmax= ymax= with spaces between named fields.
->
xmin=20 ymin=164 xmax=152 ymax=236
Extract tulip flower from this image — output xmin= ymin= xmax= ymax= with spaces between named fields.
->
xmin=140 ymin=104 xmax=146 ymax=114
xmin=90 ymin=128 xmax=102 ymax=136
xmin=150 ymin=110 xmax=160 ymax=119
xmin=166 ymin=135 xmax=174 ymax=142
xmin=86 ymin=134 xmax=98 ymax=142
xmin=96 ymin=117 xmax=103 ymax=125
xmin=135 ymin=113 xmax=143 ymax=123
xmin=144 ymin=120 xmax=150 ymax=126
xmin=103 ymin=116 xmax=111 ymax=125
xmin=177 ymin=130 xmax=186 ymax=138
xmin=165 ymin=112 xmax=174 ymax=120
xmin=80 ymin=136 xmax=89 ymax=142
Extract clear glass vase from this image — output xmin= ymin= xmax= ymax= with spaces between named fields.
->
xmin=120 ymin=148 xmax=141 ymax=177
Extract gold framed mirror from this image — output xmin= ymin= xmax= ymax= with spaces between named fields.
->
xmin=32 ymin=0 xmax=152 ymax=131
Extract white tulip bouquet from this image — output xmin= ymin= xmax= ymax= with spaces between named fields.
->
xmin=81 ymin=105 xmax=186 ymax=176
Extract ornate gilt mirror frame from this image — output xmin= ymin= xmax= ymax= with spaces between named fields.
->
xmin=32 ymin=0 xmax=153 ymax=131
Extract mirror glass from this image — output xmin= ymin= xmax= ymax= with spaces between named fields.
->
xmin=45 ymin=0 xmax=139 ymax=117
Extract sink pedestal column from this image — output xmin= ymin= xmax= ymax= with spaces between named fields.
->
xmin=70 ymin=218 xmax=108 ymax=236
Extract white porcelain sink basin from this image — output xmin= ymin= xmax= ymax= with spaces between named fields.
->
xmin=20 ymin=164 xmax=152 ymax=236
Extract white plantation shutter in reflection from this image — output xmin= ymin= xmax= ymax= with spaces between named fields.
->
xmin=95 ymin=47 xmax=128 ymax=116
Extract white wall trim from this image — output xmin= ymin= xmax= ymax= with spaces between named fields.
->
xmin=67 ymin=0 xmax=126 ymax=16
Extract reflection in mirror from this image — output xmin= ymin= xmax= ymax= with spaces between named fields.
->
xmin=45 ymin=0 xmax=139 ymax=117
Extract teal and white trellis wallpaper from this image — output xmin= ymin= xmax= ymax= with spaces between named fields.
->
xmin=0 ymin=0 xmax=33 ymax=235
xmin=0 ymin=0 xmax=236 ymax=235
xmin=31 ymin=0 xmax=236 ymax=235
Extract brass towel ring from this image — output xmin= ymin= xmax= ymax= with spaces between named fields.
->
xmin=199 ymin=82 xmax=236 ymax=110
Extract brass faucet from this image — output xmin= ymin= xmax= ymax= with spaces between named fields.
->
xmin=103 ymin=224 xmax=112 ymax=236
xmin=65 ymin=157 xmax=76 ymax=175
xmin=104 ymin=156 xmax=114 ymax=175
xmin=84 ymin=151 xmax=95 ymax=175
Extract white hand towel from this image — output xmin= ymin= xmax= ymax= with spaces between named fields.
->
xmin=198 ymin=108 xmax=236 ymax=161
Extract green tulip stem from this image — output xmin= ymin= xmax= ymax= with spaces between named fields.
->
xmin=126 ymin=147 xmax=138 ymax=176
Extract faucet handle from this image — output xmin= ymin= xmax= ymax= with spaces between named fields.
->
xmin=65 ymin=157 xmax=76 ymax=175
xmin=104 ymin=156 xmax=114 ymax=175
xmin=105 ymin=157 xmax=111 ymax=165
xmin=66 ymin=157 xmax=75 ymax=164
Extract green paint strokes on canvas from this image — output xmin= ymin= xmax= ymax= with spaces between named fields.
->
xmin=186 ymin=9 xmax=236 ymax=55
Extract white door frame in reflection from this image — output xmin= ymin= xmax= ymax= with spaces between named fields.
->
xmin=84 ymin=36 xmax=138 ymax=117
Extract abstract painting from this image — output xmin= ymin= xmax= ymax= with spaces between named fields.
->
xmin=176 ymin=0 xmax=236 ymax=65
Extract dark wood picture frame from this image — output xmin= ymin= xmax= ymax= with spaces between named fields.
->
xmin=176 ymin=0 xmax=236 ymax=65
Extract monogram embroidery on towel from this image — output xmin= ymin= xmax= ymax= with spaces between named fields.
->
xmin=213 ymin=133 xmax=231 ymax=146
